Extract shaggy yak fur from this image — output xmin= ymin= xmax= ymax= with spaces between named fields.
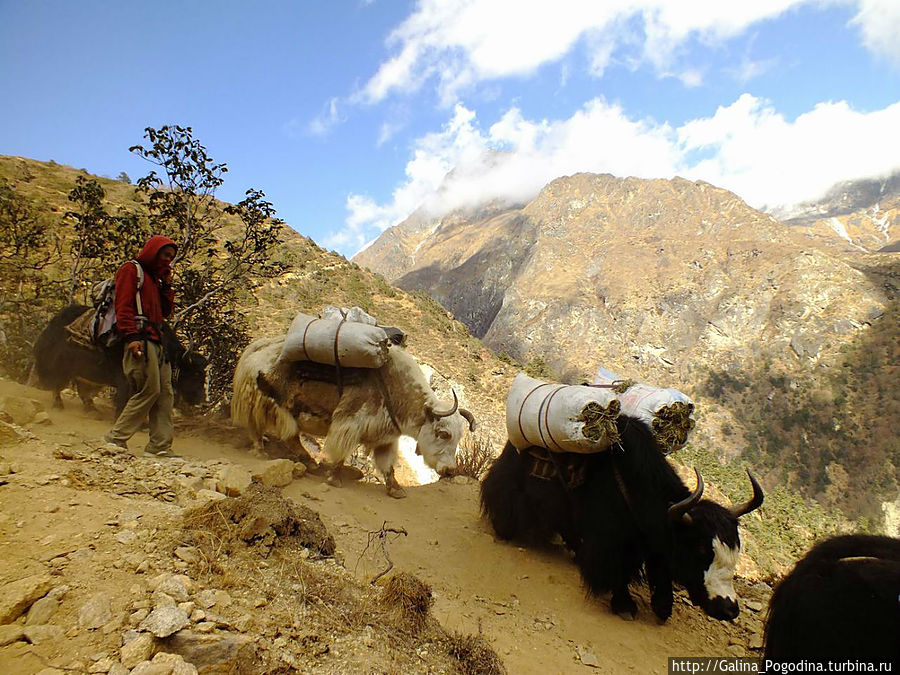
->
xmin=33 ymin=304 xmax=208 ymax=414
xmin=231 ymin=336 xmax=475 ymax=498
xmin=480 ymin=415 xmax=763 ymax=622
xmin=764 ymin=534 xmax=900 ymax=665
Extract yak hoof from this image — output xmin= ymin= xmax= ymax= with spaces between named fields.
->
xmin=326 ymin=473 xmax=343 ymax=488
xmin=387 ymin=485 xmax=407 ymax=499
xmin=611 ymin=594 xmax=637 ymax=621
xmin=651 ymin=597 xmax=673 ymax=623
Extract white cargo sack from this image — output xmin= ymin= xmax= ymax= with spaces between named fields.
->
xmin=322 ymin=305 xmax=378 ymax=326
xmin=593 ymin=367 xmax=695 ymax=453
xmin=506 ymin=373 xmax=621 ymax=454
xmin=280 ymin=311 xmax=390 ymax=368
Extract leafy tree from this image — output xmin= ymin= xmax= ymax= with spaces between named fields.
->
xmin=130 ymin=124 xmax=228 ymax=266
xmin=116 ymin=171 xmax=131 ymax=184
xmin=66 ymin=176 xmax=113 ymax=304
xmin=129 ymin=125 xmax=286 ymax=401
xmin=0 ymin=181 xmax=64 ymax=378
xmin=64 ymin=177 xmax=153 ymax=302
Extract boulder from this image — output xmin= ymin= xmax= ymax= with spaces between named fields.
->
xmin=78 ymin=592 xmax=113 ymax=630
xmin=23 ymin=624 xmax=65 ymax=644
xmin=152 ymin=652 xmax=198 ymax=675
xmin=174 ymin=547 xmax=200 ymax=564
xmin=162 ymin=630 xmax=255 ymax=672
xmin=153 ymin=575 xmax=191 ymax=603
xmin=193 ymin=489 xmax=226 ymax=503
xmin=0 ymin=573 xmax=53 ymax=623
xmin=0 ymin=421 xmax=25 ymax=446
xmin=26 ymin=586 xmax=68 ymax=625
xmin=120 ymin=633 xmax=157 ymax=669
xmin=130 ymin=662 xmax=173 ymax=675
xmin=0 ymin=395 xmax=43 ymax=426
xmin=215 ymin=466 xmax=252 ymax=497
xmin=252 ymin=459 xmax=295 ymax=488
xmin=139 ymin=606 xmax=190 ymax=638
xmin=0 ymin=624 xmax=25 ymax=646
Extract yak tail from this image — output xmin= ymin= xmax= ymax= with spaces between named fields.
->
xmin=231 ymin=369 xmax=298 ymax=443
xmin=480 ymin=442 xmax=560 ymax=546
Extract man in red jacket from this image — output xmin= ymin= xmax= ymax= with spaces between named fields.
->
xmin=104 ymin=235 xmax=179 ymax=456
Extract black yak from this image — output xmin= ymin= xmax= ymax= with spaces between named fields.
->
xmin=33 ymin=305 xmax=208 ymax=414
xmin=480 ymin=415 xmax=763 ymax=622
xmin=764 ymin=534 xmax=900 ymax=666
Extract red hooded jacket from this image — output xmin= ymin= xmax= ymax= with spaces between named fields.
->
xmin=114 ymin=235 xmax=177 ymax=344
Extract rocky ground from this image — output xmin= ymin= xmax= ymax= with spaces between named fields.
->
xmin=0 ymin=378 xmax=774 ymax=674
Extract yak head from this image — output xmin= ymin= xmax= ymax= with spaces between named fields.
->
xmin=175 ymin=350 xmax=209 ymax=406
xmin=415 ymin=390 xmax=476 ymax=476
xmin=668 ymin=469 xmax=764 ymax=621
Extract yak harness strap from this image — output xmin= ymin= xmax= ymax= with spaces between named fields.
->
xmin=516 ymin=382 xmax=555 ymax=450
xmin=375 ymin=370 xmax=401 ymax=433
xmin=525 ymin=446 xmax=588 ymax=491
xmin=332 ymin=317 xmax=347 ymax=398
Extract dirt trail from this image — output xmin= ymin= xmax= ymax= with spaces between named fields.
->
xmin=1 ymin=379 xmax=766 ymax=674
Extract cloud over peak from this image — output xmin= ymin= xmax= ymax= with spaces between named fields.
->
xmin=332 ymin=94 xmax=900 ymax=254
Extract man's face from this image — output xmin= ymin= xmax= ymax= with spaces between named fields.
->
xmin=158 ymin=245 xmax=176 ymax=266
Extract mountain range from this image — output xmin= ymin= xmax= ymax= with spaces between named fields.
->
xmin=355 ymin=171 xmax=899 ymax=529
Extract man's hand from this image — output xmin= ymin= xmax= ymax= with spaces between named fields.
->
xmin=128 ymin=342 xmax=144 ymax=359
xmin=160 ymin=266 xmax=173 ymax=284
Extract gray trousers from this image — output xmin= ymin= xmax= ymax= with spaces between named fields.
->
xmin=106 ymin=340 xmax=174 ymax=453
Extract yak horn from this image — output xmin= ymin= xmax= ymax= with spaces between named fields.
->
xmin=459 ymin=408 xmax=476 ymax=432
xmin=428 ymin=389 xmax=459 ymax=418
xmin=668 ymin=468 xmax=704 ymax=523
xmin=730 ymin=470 xmax=764 ymax=518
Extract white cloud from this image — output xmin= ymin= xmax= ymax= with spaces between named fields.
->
xmin=307 ymin=97 xmax=344 ymax=137
xmin=851 ymin=0 xmax=900 ymax=66
xmin=334 ymin=94 xmax=900 ymax=255
xmin=356 ymin=0 xmax=820 ymax=105
xmin=678 ymin=95 xmax=900 ymax=208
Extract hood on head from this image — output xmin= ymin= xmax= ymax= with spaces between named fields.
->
xmin=136 ymin=235 xmax=178 ymax=273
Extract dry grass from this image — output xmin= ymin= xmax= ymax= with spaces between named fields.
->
xmin=455 ymin=432 xmax=496 ymax=480
xmin=445 ymin=632 xmax=507 ymax=675
xmin=380 ymin=572 xmax=434 ymax=631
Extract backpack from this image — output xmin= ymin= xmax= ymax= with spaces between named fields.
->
xmin=90 ymin=260 xmax=145 ymax=347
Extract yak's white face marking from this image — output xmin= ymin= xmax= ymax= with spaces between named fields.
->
xmin=704 ymin=536 xmax=740 ymax=601
xmin=415 ymin=416 xmax=463 ymax=476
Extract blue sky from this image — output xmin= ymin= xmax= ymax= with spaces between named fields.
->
xmin=1 ymin=0 xmax=899 ymax=256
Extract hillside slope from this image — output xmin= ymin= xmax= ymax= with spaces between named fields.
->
xmin=0 ymin=378 xmax=772 ymax=674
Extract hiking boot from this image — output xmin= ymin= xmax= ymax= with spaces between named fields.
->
xmin=103 ymin=434 xmax=128 ymax=450
xmin=145 ymin=448 xmax=180 ymax=458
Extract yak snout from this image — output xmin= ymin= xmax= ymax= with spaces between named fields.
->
xmin=704 ymin=595 xmax=739 ymax=621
